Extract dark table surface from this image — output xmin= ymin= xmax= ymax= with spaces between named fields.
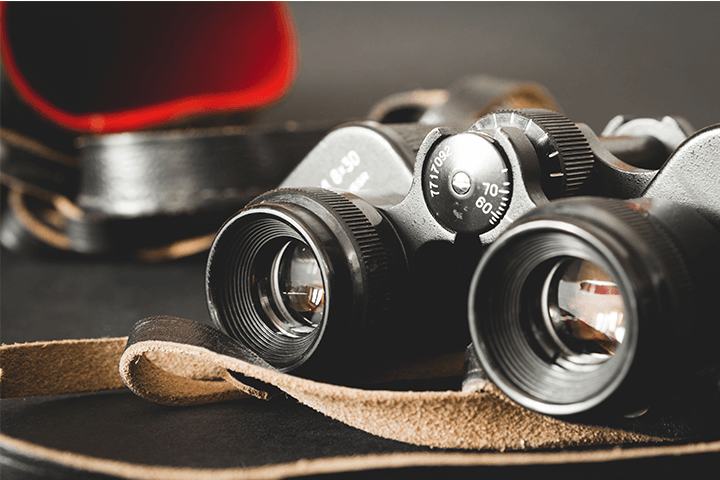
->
xmin=3 ymin=2 xmax=720 ymax=478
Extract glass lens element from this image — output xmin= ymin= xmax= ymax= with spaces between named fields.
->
xmin=269 ymin=240 xmax=325 ymax=336
xmin=546 ymin=258 xmax=626 ymax=358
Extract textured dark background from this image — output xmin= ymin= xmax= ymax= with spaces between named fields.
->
xmin=2 ymin=2 xmax=720 ymax=478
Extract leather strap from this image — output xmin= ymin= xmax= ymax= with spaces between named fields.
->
xmin=2 ymin=317 xmax=720 ymax=478
xmin=0 ymin=123 xmax=330 ymax=260
xmin=1 ymin=432 xmax=719 ymax=480
xmin=4 ymin=316 xmax=719 ymax=450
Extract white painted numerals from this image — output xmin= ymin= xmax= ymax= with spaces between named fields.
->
xmin=321 ymin=150 xmax=361 ymax=189
xmin=426 ymin=145 xmax=452 ymax=197
xmin=476 ymin=181 xmax=511 ymax=225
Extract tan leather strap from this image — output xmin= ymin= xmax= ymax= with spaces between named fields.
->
xmin=116 ymin=317 xmax=660 ymax=450
xmin=0 ymin=336 xmax=128 ymax=398
xmin=2 ymin=318 xmax=720 ymax=478
xmin=2 ymin=432 xmax=719 ymax=480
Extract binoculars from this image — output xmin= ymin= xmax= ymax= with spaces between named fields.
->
xmin=205 ymin=108 xmax=720 ymax=417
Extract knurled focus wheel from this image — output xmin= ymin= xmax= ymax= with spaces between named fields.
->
xmin=471 ymin=109 xmax=595 ymax=199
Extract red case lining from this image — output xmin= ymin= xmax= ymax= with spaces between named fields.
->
xmin=0 ymin=2 xmax=298 ymax=133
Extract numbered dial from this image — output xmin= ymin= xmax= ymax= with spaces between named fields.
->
xmin=423 ymin=132 xmax=512 ymax=235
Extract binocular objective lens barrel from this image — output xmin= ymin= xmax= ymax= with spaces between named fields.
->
xmin=206 ymin=188 xmax=404 ymax=373
xmin=469 ymin=197 xmax=720 ymax=416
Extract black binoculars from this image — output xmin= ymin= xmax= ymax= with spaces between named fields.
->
xmin=206 ymin=108 xmax=720 ymax=417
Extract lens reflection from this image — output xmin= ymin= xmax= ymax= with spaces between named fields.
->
xmin=268 ymin=239 xmax=325 ymax=337
xmin=544 ymin=258 xmax=626 ymax=360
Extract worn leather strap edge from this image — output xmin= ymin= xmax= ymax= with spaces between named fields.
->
xmin=118 ymin=317 xmax=668 ymax=451
xmin=0 ymin=337 xmax=128 ymax=398
xmin=2 ymin=432 xmax=719 ymax=480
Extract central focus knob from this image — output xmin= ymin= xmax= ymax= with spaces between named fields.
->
xmin=471 ymin=109 xmax=595 ymax=199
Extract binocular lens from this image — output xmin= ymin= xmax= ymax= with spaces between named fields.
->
xmin=468 ymin=197 xmax=720 ymax=415
xmin=260 ymin=239 xmax=325 ymax=337
xmin=543 ymin=258 xmax=626 ymax=362
xmin=206 ymin=208 xmax=327 ymax=370
xmin=207 ymin=188 xmax=406 ymax=373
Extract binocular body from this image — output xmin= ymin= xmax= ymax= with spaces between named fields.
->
xmin=206 ymin=108 xmax=720 ymax=416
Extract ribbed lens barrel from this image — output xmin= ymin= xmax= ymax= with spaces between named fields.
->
xmin=207 ymin=211 xmax=324 ymax=370
xmin=469 ymin=197 xmax=720 ymax=416
xmin=206 ymin=188 xmax=405 ymax=373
